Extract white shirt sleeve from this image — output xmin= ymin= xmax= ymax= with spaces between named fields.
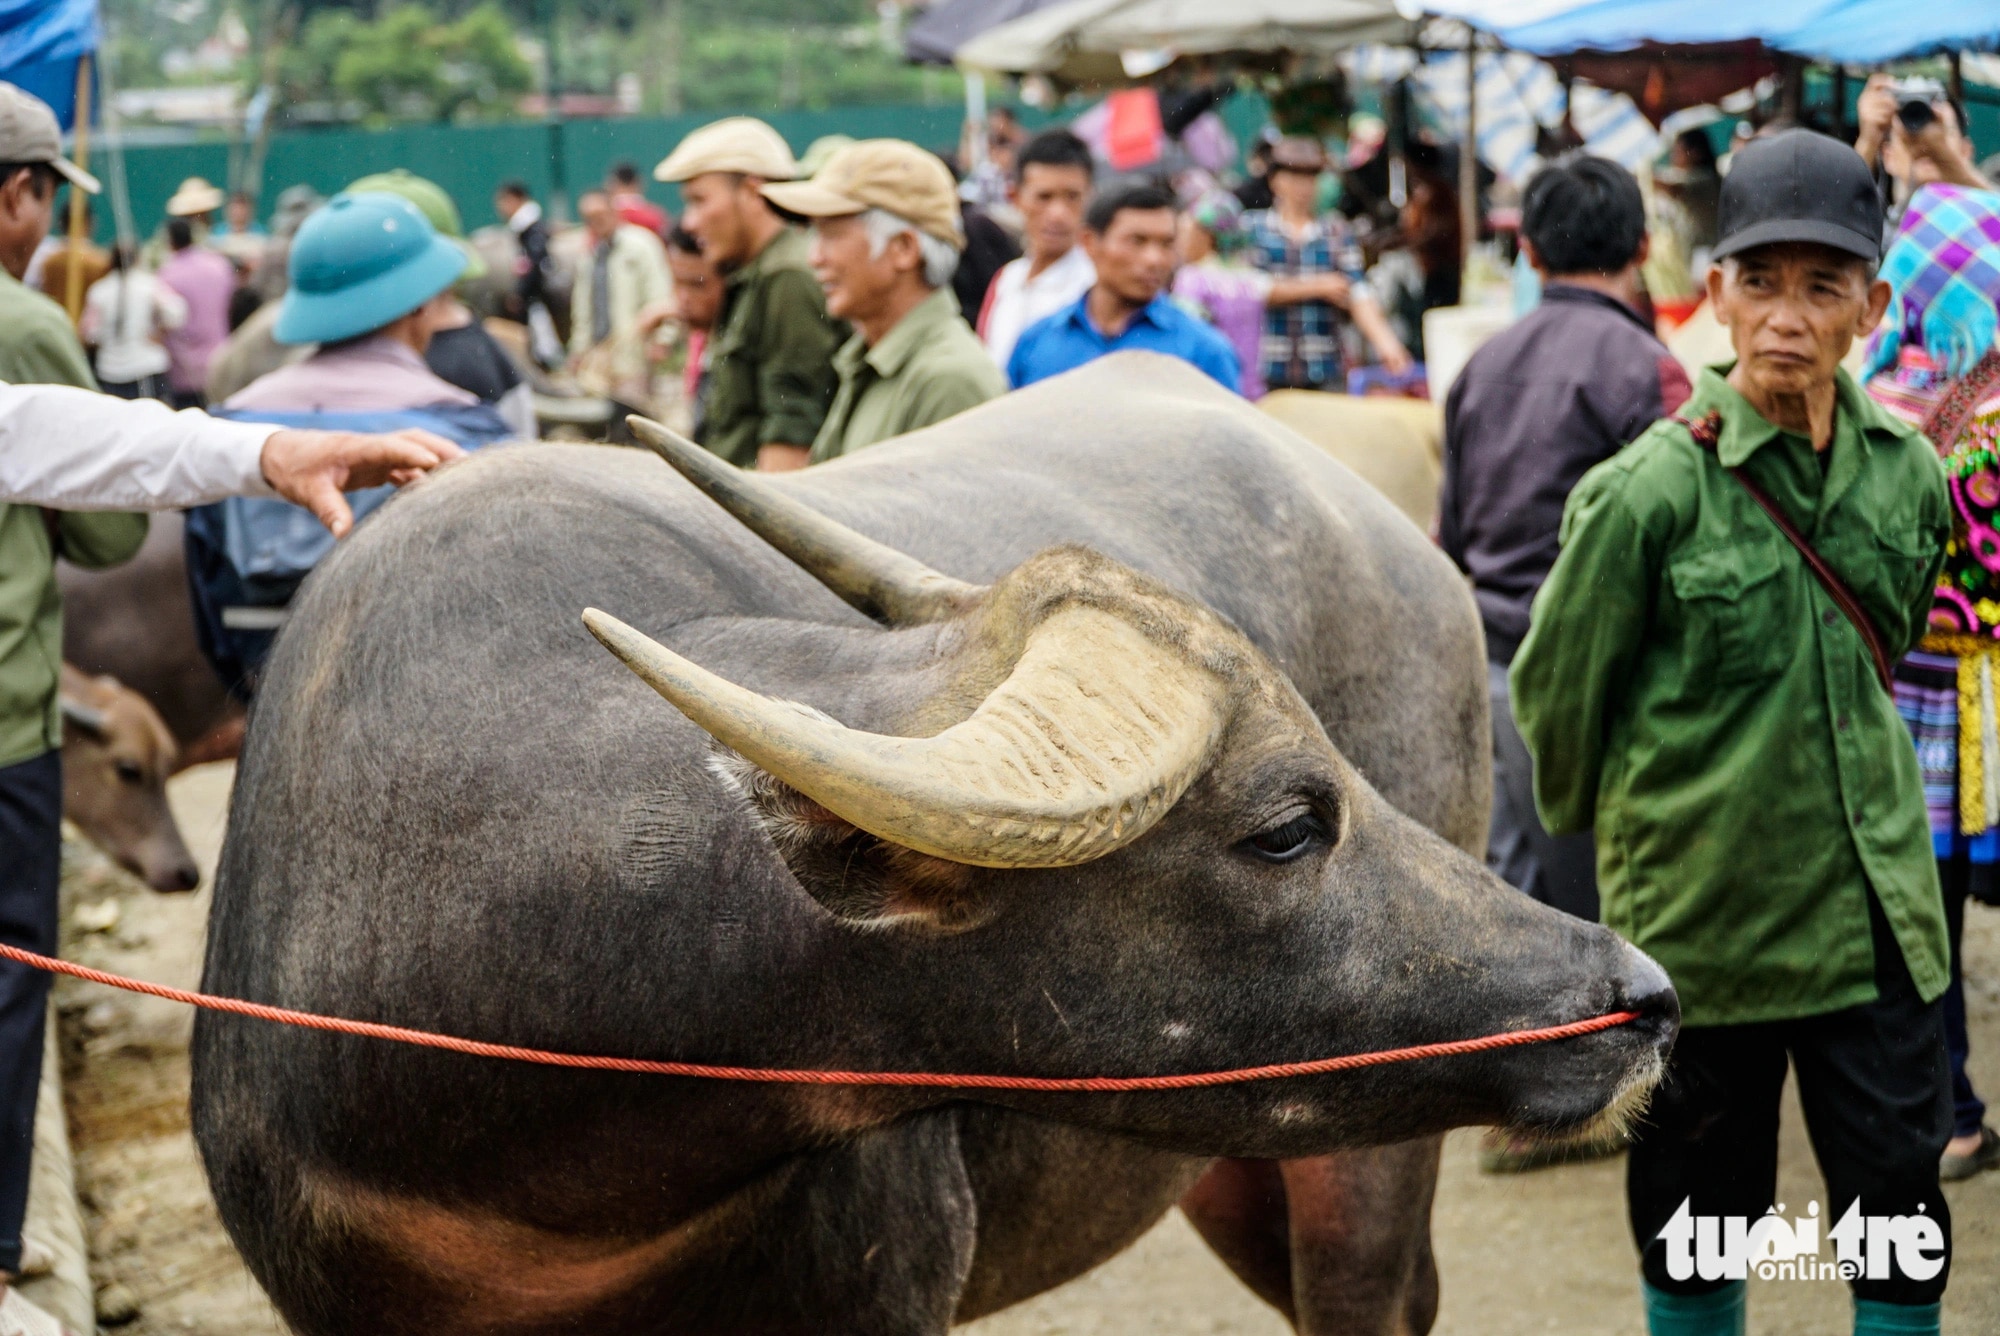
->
xmin=0 ymin=382 xmax=280 ymax=510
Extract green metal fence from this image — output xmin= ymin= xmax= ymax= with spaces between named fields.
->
xmin=99 ymin=104 xmax=987 ymax=240
xmin=94 ymin=86 xmax=1995 ymax=246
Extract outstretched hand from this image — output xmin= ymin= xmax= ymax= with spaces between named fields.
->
xmin=259 ymin=428 xmax=465 ymax=537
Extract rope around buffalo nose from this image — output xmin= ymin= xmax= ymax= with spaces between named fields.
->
xmin=0 ymin=942 xmax=1640 ymax=1091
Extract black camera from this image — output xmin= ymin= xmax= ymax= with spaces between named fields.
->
xmin=1892 ymin=77 xmax=1946 ymax=133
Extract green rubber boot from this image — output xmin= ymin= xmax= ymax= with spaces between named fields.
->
xmin=1852 ymin=1299 xmax=1941 ymax=1336
xmin=1642 ymin=1281 xmax=1746 ymax=1336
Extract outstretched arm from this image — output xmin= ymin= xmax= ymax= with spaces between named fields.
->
xmin=0 ymin=383 xmax=461 ymax=535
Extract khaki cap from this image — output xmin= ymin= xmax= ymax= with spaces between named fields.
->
xmin=760 ymin=140 xmax=964 ymax=249
xmin=654 ymin=116 xmax=798 ymax=184
xmin=0 ymin=84 xmax=97 ymax=194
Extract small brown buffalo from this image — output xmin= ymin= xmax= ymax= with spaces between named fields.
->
xmin=59 ymin=511 xmax=246 ymax=769
xmin=59 ymin=664 xmax=201 ymax=893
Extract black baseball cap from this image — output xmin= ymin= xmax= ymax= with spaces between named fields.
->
xmin=1714 ymin=129 xmax=1882 ymax=264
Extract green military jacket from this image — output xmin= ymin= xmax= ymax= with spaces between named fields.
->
xmin=808 ymin=289 xmax=1007 ymax=464
xmin=697 ymin=227 xmax=843 ymax=468
xmin=0 ymin=271 xmax=149 ymax=769
xmin=1511 ymin=364 xmax=1951 ymax=1027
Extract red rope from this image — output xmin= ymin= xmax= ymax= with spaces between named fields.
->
xmin=0 ymin=942 xmax=1640 ymax=1092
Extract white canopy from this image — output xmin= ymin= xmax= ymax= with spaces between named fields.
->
xmin=956 ymin=0 xmax=1420 ymax=74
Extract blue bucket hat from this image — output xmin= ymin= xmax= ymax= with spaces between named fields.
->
xmin=275 ymin=191 xmax=469 ymax=346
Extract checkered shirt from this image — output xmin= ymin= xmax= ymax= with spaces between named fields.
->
xmin=1865 ymin=183 xmax=2000 ymax=381
xmin=1244 ymin=209 xmax=1370 ymax=391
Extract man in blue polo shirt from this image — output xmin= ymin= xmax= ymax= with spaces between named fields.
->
xmin=1007 ymin=182 xmax=1239 ymax=391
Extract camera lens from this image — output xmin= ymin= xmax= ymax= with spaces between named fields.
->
xmin=1897 ymin=99 xmax=1938 ymax=132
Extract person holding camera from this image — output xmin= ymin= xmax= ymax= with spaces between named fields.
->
xmin=1856 ymin=74 xmax=1991 ymax=211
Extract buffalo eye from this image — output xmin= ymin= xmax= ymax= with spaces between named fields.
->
xmin=114 ymin=760 xmax=144 ymax=785
xmin=1242 ymin=811 xmax=1330 ymax=863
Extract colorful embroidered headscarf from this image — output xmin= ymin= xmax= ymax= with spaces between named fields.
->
xmin=1187 ymin=189 xmax=1247 ymax=255
xmin=1864 ymin=183 xmax=2000 ymax=381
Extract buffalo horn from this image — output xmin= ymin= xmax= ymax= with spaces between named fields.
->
xmin=59 ymin=696 xmax=107 ymax=739
xmin=583 ymin=604 xmax=1229 ymax=868
xmin=626 ymin=415 xmax=981 ymax=626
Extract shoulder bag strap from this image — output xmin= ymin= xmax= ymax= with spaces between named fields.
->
xmin=1921 ymin=347 xmax=2000 ymax=451
xmin=1670 ymin=410 xmax=1895 ymax=694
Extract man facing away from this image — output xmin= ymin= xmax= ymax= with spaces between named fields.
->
xmin=1512 ymin=130 xmax=1956 ymax=1336
xmin=205 ymin=192 xmax=514 ymax=695
xmin=1439 ymin=154 xmax=1690 ymax=928
xmin=760 ymin=139 xmax=1004 ymax=464
xmin=975 ymin=128 xmax=1097 ymax=372
xmin=156 ymin=217 xmax=236 ymax=409
xmin=1006 ymin=183 xmax=1238 ymax=392
xmin=656 ymin=117 xmax=842 ymax=472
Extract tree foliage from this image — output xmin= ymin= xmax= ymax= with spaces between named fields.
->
xmin=284 ymin=4 xmax=533 ymax=123
xmin=109 ymin=0 xmax=943 ymax=125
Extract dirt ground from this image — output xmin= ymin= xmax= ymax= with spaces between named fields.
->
xmin=49 ymin=762 xmax=2000 ymax=1334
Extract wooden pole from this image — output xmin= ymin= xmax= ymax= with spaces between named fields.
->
xmin=1460 ymin=35 xmax=1478 ymax=269
xmin=62 ymin=53 xmax=91 ymax=327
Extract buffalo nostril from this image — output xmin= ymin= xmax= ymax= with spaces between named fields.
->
xmin=1616 ymin=942 xmax=1680 ymax=1035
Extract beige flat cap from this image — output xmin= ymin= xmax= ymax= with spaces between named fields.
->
xmin=0 ymin=85 xmax=97 ymax=194
xmin=654 ymin=117 xmax=798 ymax=184
xmin=761 ymin=140 xmax=963 ymax=249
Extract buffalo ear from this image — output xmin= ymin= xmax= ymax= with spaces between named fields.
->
xmin=707 ymin=752 xmax=989 ymax=931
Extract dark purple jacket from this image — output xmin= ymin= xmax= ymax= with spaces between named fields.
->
xmin=1438 ymin=284 xmax=1690 ymax=661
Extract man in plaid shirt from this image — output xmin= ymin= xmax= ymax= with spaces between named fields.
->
xmin=1245 ymin=137 xmax=1412 ymax=392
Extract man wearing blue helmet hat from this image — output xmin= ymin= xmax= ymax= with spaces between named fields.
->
xmin=187 ymin=192 xmax=516 ymax=696
xmin=225 ymin=191 xmax=487 ymax=414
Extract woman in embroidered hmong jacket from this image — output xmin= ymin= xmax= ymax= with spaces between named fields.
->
xmin=1864 ymin=181 xmax=2000 ymax=1181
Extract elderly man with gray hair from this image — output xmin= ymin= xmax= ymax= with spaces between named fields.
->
xmin=762 ymin=139 xmax=1005 ymax=464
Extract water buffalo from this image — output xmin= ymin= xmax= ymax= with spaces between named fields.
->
xmin=59 ymin=664 xmax=201 ymax=892
xmin=192 ymin=354 xmax=1675 ymax=1334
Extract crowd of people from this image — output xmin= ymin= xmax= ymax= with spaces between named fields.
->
xmin=0 ymin=61 xmax=1993 ymax=1336
xmin=8 ymin=100 xmax=1453 ymax=487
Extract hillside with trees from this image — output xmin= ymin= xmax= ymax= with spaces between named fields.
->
xmin=104 ymin=0 xmax=962 ymax=128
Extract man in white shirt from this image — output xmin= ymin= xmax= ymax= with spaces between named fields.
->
xmin=975 ymin=129 xmax=1097 ymax=371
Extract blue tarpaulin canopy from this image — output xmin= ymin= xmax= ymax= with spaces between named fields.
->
xmin=1780 ymin=2 xmax=2000 ymax=63
xmin=1429 ymin=0 xmax=2000 ymax=63
xmin=1461 ymin=0 xmax=1845 ymax=57
xmin=0 ymin=0 xmax=95 ymax=128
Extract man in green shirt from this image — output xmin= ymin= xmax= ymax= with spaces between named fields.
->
xmin=761 ymin=139 xmax=1005 ymax=464
xmin=655 ymin=117 xmax=842 ymax=471
xmin=0 ymin=84 xmax=149 ymax=776
xmin=0 ymin=81 xmax=140 ymax=1327
xmin=1512 ymin=132 xmax=1954 ymax=1336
